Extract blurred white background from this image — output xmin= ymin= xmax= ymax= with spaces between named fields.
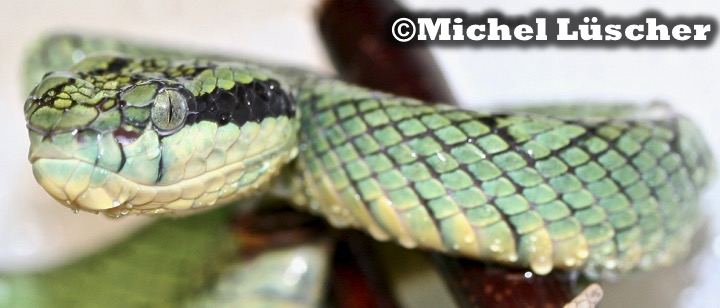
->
xmin=0 ymin=0 xmax=718 ymax=307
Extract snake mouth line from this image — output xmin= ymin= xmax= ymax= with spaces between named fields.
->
xmin=31 ymin=139 xmax=298 ymax=216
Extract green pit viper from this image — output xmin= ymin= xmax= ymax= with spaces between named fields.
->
xmin=22 ymin=34 xmax=715 ymax=282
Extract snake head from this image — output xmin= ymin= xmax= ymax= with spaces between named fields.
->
xmin=25 ymin=54 xmax=299 ymax=216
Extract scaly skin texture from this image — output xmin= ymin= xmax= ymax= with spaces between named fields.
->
xmin=26 ymin=55 xmax=298 ymax=215
xmin=2 ymin=208 xmax=238 ymax=307
xmin=290 ymin=78 xmax=713 ymax=276
xmin=23 ymin=35 xmax=715 ymax=278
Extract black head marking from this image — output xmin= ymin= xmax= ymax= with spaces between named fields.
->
xmin=188 ymin=78 xmax=295 ymax=126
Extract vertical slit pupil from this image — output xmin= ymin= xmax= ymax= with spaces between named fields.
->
xmin=167 ymin=94 xmax=174 ymax=124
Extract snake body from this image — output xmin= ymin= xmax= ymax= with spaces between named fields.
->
xmin=24 ymin=35 xmax=714 ymax=278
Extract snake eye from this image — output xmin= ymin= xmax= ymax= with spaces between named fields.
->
xmin=151 ymin=88 xmax=187 ymax=134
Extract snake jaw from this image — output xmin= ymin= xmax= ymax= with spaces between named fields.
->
xmin=30 ymin=133 xmax=299 ymax=216
xmin=31 ymin=158 xmax=116 ymax=212
xmin=28 ymin=114 xmax=300 ymax=216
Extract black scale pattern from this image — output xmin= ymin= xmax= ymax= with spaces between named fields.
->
xmin=186 ymin=79 xmax=296 ymax=127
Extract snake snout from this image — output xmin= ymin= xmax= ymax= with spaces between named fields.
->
xmin=31 ymin=158 xmax=119 ymax=213
xmin=24 ymin=72 xmax=101 ymax=135
xmin=27 ymin=128 xmax=145 ymax=214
